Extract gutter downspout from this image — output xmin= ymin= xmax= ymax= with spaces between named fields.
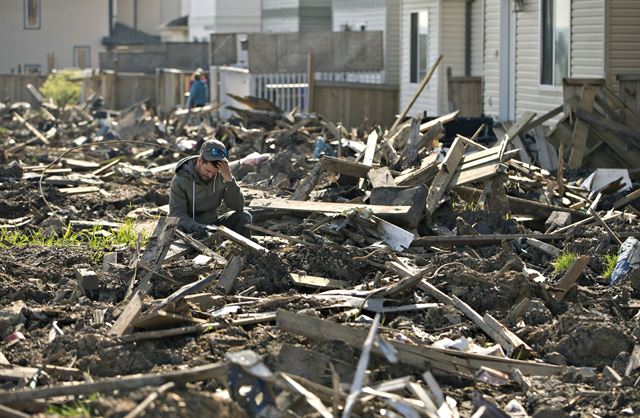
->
xmin=108 ymin=0 xmax=113 ymax=36
xmin=465 ymin=0 xmax=473 ymax=77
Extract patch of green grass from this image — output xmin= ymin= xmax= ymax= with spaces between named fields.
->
xmin=46 ymin=394 xmax=97 ymax=417
xmin=0 ymin=219 xmax=150 ymax=263
xmin=552 ymin=252 xmax=578 ymax=273
xmin=603 ymin=254 xmax=618 ymax=279
xmin=0 ymin=126 xmax=7 ymax=135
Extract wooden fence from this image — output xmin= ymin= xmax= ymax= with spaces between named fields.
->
xmin=618 ymin=74 xmax=640 ymax=116
xmin=0 ymin=74 xmax=47 ymax=105
xmin=447 ymin=76 xmax=482 ymax=117
xmin=312 ymin=81 xmax=399 ymax=128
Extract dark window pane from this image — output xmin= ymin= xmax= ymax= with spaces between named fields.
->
xmin=410 ymin=13 xmax=418 ymax=83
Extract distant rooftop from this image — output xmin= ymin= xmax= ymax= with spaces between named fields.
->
xmin=102 ymin=22 xmax=161 ymax=46
xmin=166 ymin=15 xmax=188 ymax=28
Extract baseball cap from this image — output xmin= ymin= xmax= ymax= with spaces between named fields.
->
xmin=200 ymin=139 xmax=229 ymax=162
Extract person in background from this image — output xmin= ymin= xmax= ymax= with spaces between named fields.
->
xmin=187 ymin=69 xmax=208 ymax=109
xmin=169 ymin=139 xmax=252 ymax=239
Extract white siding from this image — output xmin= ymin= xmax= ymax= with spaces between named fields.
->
xmin=483 ymin=0 xmax=500 ymax=118
xmin=399 ymin=0 xmax=439 ymax=117
xmin=471 ymin=0 xmax=483 ymax=76
xmin=190 ymin=0 xmax=260 ymax=39
xmin=300 ymin=0 xmax=333 ymax=32
xmin=571 ymin=0 xmax=604 ymax=78
xmin=331 ymin=0 xmax=386 ymax=32
xmin=386 ymin=0 xmax=401 ymax=84
xmin=262 ymin=0 xmax=299 ymax=32
xmin=0 ymin=0 xmax=108 ymax=73
xmin=440 ymin=0 xmax=466 ymax=113
xmin=608 ymin=0 xmax=640 ymax=87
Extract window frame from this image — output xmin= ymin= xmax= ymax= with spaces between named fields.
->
xmin=410 ymin=10 xmax=429 ymax=84
xmin=23 ymin=0 xmax=41 ymax=30
xmin=539 ymin=0 xmax=571 ymax=88
xmin=73 ymin=46 xmax=91 ymax=69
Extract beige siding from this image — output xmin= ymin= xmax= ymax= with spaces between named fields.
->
xmin=399 ymin=0 xmax=439 ymax=117
xmin=471 ymin=0 xmax=483 ymax=76
xmin=572 ymin=0 xmax=604 ymax=78
xmin=440 ymin=0 xmax=466 ymax=113
xmin=483 ymin=0 xmax=500 ymax=118
xmin=0 ymin=0 xmax=108 ymax=73
xmin=386 ymin=0 xmax=401 ymax=85
xmin=514 ymin=1 xmax=563 ymax=121
xmin=608 ymin=0 xmax=640 ymax=87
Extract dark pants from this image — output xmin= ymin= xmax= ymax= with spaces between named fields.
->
xmin=215 ymin=210 xmax=253 ymax=238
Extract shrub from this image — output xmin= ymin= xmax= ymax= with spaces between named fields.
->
xmin=40 ymin=69 xmax=81 ymax=107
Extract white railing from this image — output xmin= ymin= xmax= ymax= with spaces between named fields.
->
xmin=213 ymin=66 xmax=385 ymax=116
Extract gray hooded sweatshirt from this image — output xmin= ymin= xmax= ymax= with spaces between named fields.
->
xmin=169 ymin=156 xmax=244 ymax=233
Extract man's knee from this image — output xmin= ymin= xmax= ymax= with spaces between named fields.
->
xmin=239 ymin=210 xmax=252 ymax=225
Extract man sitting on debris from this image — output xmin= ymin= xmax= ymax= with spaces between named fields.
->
xmin=169 ymin=139 xmax=252 ymax=239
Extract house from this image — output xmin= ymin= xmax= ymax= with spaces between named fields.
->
xmin=0 ymin=0 xmax=183 ymax=74
xmin=0 ymin=0 xmax=109 ymax=73
xmin=398 ymin=0 xmax=483 ymax=118
xmin=261 ymin=0 xmax=332 ymax=33
xmin=482 ymin=0 xmax=640 ymax=123
xmin=189 ymin=0 xmax=261 ymax=41
xmin=331 ymin=0 xmax=401 ymax=85
xmin=160 ymin=15 xmax=189 ymax=42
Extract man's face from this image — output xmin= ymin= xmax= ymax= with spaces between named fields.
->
xmin=196 ymin=158 xmax=219 ymax=182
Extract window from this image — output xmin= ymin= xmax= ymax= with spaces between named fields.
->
xmin=24 ymin=0 xmax=41 ymax=29
xmin=540 ymin=0 xmax=570 ymax=86
xmin=74 ymin=46 xmax=91 ymax=69
xmin=23 ymin=64 xmax=41 ymax=74
xmin=410 ymin=11 xmax=429 ymax=83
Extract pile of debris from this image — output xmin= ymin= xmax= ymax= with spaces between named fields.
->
xmin=0 ymin=79 xmax=639 ymax=417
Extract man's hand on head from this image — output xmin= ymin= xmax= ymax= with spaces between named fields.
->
xmin=216 ymin=160 xmax=233 ymax=182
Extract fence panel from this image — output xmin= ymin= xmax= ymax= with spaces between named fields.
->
xmin=0 ymin=74 xmax=47 ymax=105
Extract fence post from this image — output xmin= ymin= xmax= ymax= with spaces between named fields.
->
xmin=307 ymin=53 xmax=315 ymax=113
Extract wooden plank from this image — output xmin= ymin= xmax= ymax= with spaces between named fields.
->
xmin=249 ymin=198 xmax=412 ymax=217
xmin=91 ymin=158 xmax=122 ymax=176
xmin=425 ymin=138 xmax=466 ymax=215
xmin=568 ymin=85 xmax=597 ymax=168
xmin=12 ymin=111 xmax=49 ymax=145
xmin=290 ymin=273 xmax=348 ymax=289
xmin=367 ymin=167 xmax=395 ymax=188
xmin=501 ymin=112 xmax=537 ymax=144
xmin=137 ymin=217 xmax=179 ymax=271
xmin=219 ymin=255 xmax=244 ymax=295
xmin=394 ymin=161 xmax=439 ymax=187
xmin=174 ymin=230 xmax=227 ymax=266
xmin=0 ymin=404 xmax=29 ymax=418
xmin=533 ymin=125 xmax=557 ymax=171
xmin=412 ymin=233 xmax=567 ymax=248
xmin=110 ymin=292 xmax=142 ymax=336
xmin=418 ymin=110 xmax=460 ymax=133
xmin=510 ymin=135 xmax=532 ymax=164
xmin=358 ymin=130 xmax=378 ymax=188
xmin=276 ymin=310 xmax=561 ymax=378
xmin=57 ymin=186 xmax=100 ymax=195
xmin=613 ymin=189 xmax=640 ymax=209
xmin=0 ymin=363 xmax=227 ymax=404
xmin=132 ymin=310 xmax=204 ymax=330
xmin=321 ymin=156 xmax=373 ymax=178
xmin=449 ymin=163 xmax=502 ymax=188
xmin=290 ymin=160 xmax=324 ymax=201
xmin=552 ymin=255 xmax=590 ymax=301
xmin=525 ymin=238 xmax=562 ymax=258
xmin=62 ymin=158 xmax=101 ymax=170
xmin=521 ymin=105 xmax=563 ymax=132
xmin=207 ymin=225 xmax=268 ymax=253
xmin=390 ymin=54 xmax=443 ymax=133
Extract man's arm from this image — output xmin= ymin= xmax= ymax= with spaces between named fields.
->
xmin=216 ymin=160 xmax=245 ymax=211
xmin=169 ymin=176 xmax=202 ymax=233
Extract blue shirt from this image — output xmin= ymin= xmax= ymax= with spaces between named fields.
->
xmin=188 ymin=79 xmax=208 ymax=108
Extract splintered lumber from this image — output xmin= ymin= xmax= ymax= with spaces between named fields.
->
xmin=132 ymin=310 xmax=204 ymax=330
xmin=358 ymin=130 xmax=379 ymax=188
xmin=390 ymin=54 xmax=443 ymax=133
xmin=521 ymin=105 xmax=563 ymax=133
xmin=419 ymin=110 xmax=460 ymax=133
xmin=249 ymin=198 xmax=411 ymax=218
xmin=533 ymin=125 xmax=557 ymax=171
xmin=411 ymin=233 xmax=567 ymax=247
xmin=137 ymin=217 xmax=179 ymax=272
xmin=57 ymin=186 xmax=101 ymax=195
xmin=174 ymin=230 xmax=227 ymax=266
xmin=219 ymin=255 xmax=244 ymax=294
xmin=62 ymin=158 xmax=101 ymax=170
xmin=0 ymin=404 xmax=29 ymax=418
xmin=626 ymin=345 xmax=640 ymax=377
xmin=207 ymin=225 xmax=268 ymax=253
xmin=276 ymin=310 xmax=560 ymax=378
xmin=321 ymin=156 xmax=373 ymax=178
xmin=394 ymin=160 xmax=439 ymax=187
xmin=525 ymin=238 xmax=562 ymax=258
xmin=501 ymin=112 xmax=536 ymax=144
xmin=290 ymin=160 xmax=324 ymax=201
xmin=613 ymin=189 xmax=640 ymax=209
xmin=12 ymin=111 xmax=49 ymax=145
xmin=553 ymin=255 xmax=590 ymax=301
xmin=588 ymin=208 xmax=623 ymax=246
xmin=449 ymin=163 xmax=503 ymax=188
xmin=425 ymin=138 xmax=466 ymax=215
xmin=568 ymin=85 xmax=597 ymax=168
xmin=0 ymin=363 xmax=227 ymax=404
xmin=91 ymin=158 xmax=122 ymax=177
xmin=367 ymin=167 xmax=395 ymax=188
xmin=109 ymin=292 xmax=142 ymax=336
xmin=123 ymin=382 xmax=175 ymax=418
xmin=290 ymin=273 xmax=347 ymax=289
